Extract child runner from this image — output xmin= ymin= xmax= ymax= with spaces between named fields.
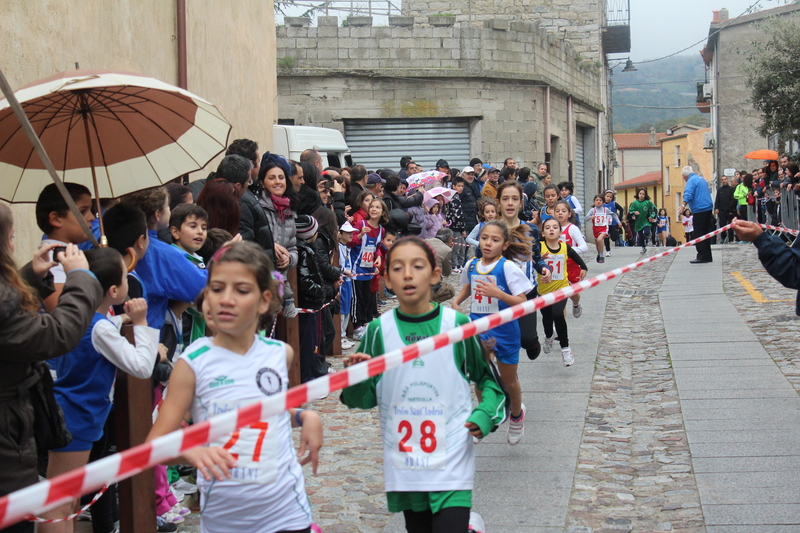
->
xmin=657 ymin=208 xmax=670 ymax=247
xmin=453 ymin=220 xmax=533 ymax=444
xmin=42 ymin=248 xmax=159 ymax=532
xmin=584 ymin=195 xmax=620 ymax=264
xmin=629 ymin=188 xmax=657 ymax=254
xmin=554 ymin=201 xmax=588 ymax=317
xmin=538 ymin=218 xmax=588 ymax=367
xmin=558 ymin=181 xmax=583 ymax=229
xmin=539 ymin=184 xmax=560 ymax=224
xmin=603 ymin=190 xmax=625 ymax=253
xmin=342 ymin=236 xmax=507 ymax=533
xmin=349 ymin=198 xmax=388 ymax=340
xmin=680 ymin=207 xmax=694 ymax=242
xmin=147 ymin=241 xmax=323 ymax=533
xmin=338 ymin=221 xmax=356 ymax=350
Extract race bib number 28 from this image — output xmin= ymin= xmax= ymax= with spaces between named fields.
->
xmin=391 ymin=402 xmax=446 ymax=470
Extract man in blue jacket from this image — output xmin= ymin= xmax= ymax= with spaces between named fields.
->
xmin=733 ymin=219 xmax=800 ymax=316
xmin=682 ymin=166 xmax=714 ymax=263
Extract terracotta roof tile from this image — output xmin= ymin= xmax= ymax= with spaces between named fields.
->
xmin=614 ymin=133 xmax=669 ymax=149
xmin=615 ymin=170 xmax=662 ymax=189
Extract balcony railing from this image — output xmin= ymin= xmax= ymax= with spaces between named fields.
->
xmin=602 ymin=0 xmax=631 ymax=53
xmin=604 ymin=0 xmax=630 ymax=27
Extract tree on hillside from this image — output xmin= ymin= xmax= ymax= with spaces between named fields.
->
xmin=745 ymin=17 xmax=800 ymax=142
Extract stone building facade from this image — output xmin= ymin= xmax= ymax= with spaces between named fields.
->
xmin=277 ymin=17 xmax=606 ymax=212
xmin=702 ymin=4 xmax=800 ymax=180
xmin=402 ymin=0 xmax=605 ymax=61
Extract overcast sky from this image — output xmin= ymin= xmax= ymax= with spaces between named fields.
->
xmin=628 ymin=0 xmax=788 ymax=62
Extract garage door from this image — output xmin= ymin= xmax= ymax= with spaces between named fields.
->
xmin=575 ymin=126 xmax=587 ymax=211
xmin=343 ymin=118 xmax=471 ymax=171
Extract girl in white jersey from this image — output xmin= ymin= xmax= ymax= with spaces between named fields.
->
xmin=554 ymin=201 xmax=588 ymax=318
xmin=342 ymin=237 xmax=508 ymax=533
xmin=147 ymin=242 xmax=323 ymax=533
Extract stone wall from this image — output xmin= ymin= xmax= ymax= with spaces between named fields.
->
xmin=401 ymin=0 xmax=604 ymax=61
xmin=1 ymin=0 xmax=276 ymax=262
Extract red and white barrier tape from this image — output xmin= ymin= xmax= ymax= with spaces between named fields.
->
xmin=0 ymin=222 xmax=793 ymax=528
xmin=27 ymin=486 xmax=107 ymax=523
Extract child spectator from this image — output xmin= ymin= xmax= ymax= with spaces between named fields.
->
xmin=466 ymin=197 xmax=498 ymax=250
xmin=419 ymin=201 xmax=444 ymax=239
xmin=198 ymin=228 xmax=234 ymax=265
xmin=348 ymin=198 xmax=388 ymax=340
xmin=36 ymin=182 xmax=96 ymax=310
xmin=41 ymin=248 xmax=159 ymax=531
xmin=350 ymin=191 xmax=375 ymax=227
xmin=103 ymin=202 xmax=150 ymax=304
xmin=122 ymin=186 xmax=207 ymax=331
xmin=374 ymin=227 xmax=397 ymax=310
xmin=169 ymin=203 xmax=209 ymax=268
xmin=338 ymin=221 xmax=356 ymax=350
xmin=296 ymin=215 xmax=327 ymax=382
xmin=445 ymin=176 xmax=467 ymax=271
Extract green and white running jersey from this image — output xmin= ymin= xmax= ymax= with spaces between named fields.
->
xmin=342 ymin=304 xmax=508 ymax=495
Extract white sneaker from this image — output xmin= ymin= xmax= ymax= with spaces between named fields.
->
xmin=171 ymin=504 xmax=190 ymax=517
xmin=605 ymin=251 xmax=611 ymax=257
xmin=572 ymin=304 xmax=582 ymax=318
xmin=171 ymin=479 xmax=197 ymax=494
xmin=543 ymin=336 xmax=554 ymax=354
xmin=562 ymin=347 xmax=574 ymax=367
xmin=341 ymin=339 xmax=355 ymax=350
xmin=169 ymin=486 xmax=185 ymax=502
xmin=353 ymin=325 xmax=367 ymax=341
xmin=161 ymin=511 xmax=185 ymax=524
xmin=507 ymin=403 xmax=525 ymax=445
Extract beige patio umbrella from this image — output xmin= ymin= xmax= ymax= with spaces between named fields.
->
xmin=0 ymin=68 xmax=231 ymax=242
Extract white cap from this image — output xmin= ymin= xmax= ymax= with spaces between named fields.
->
xmin=461 ymin=166 xmax=476 ymax=174
xmin=340 ymin=221 xmax=357 ymax=232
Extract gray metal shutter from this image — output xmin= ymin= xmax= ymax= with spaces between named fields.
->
xmin=575 ymin=127 xmax=586 ymax=210
xmin=343 ymin=118 xmax=471 ymax=171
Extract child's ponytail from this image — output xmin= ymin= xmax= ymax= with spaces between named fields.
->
xmin=482 ymin=220 xmax=532 ymax=262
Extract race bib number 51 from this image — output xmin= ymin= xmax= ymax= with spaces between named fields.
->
xmin=391 ymin=402 xmax=446 ymax=470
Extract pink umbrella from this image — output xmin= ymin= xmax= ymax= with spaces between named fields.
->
xmin=424 ymin=186 xmax=455 ymax=204
xmin=406 ymin=170 xmax=447 ymax=189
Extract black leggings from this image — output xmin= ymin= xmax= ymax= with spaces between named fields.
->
xmin=403 ymin=507 xmax=470 ymax=533
xmin=541 ymin=299 xmax=569 ymax=348
xmin=519 ymin=287 xmax=540 ymax=349
xmin=353 ymin=279 xmax=375 ymax=328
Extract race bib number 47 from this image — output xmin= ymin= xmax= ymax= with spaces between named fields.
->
xmin=391 ymin=402 xmax=446 ymax=470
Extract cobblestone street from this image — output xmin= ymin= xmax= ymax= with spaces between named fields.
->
xmin=86 ymin=241 xmax=800 ymax=533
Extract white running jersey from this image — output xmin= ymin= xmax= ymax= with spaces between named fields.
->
xmin=180 ymin=336 xmax=312 ymax=533
xmin=375 ymin=307 xmax=475 ymax=492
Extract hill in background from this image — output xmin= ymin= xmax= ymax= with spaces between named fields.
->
xmin=612 ymin=55 xmax=708 ymax=132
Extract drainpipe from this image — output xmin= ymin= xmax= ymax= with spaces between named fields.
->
xmin=567 ymin=96 xmax=574 ymax=181
xmin=177 ymin=0 xmax=187 ymax=90
xmin=545 ymin=86 xmax=551 ymax=170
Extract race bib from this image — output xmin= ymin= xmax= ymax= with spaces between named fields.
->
xmin=390 ymin=402 xmax=446 ymax=470
xmin=594 ymin=215 xmax=608 ymax=227
xmin=470 ymin=274 xmax=499 ymax=314
xmin=545 ymin=254 xmax=566 ymax=281
xmin=208 ymin=401 xmax=280 ymax=484
xmin=360 ymin=243 xmax=377 ymax=269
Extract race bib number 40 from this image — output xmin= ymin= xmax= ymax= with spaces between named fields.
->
xmin=470 ymin=274 xmax=499 ymax=314
xmin=208 ymin=401 xmax=280 ymax=484
xmin=360 ymin=243 xmax=377 ymax=269
xmin=391 ymin=402 xmax=446 ymax=470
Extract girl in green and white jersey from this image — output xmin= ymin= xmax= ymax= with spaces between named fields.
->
xmin=341 ymin=236 xmax=508 ymax=533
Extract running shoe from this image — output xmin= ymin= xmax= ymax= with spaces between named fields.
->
xmin=341 ymin=339 xmax=355 ymax=350
xmin=171 ymin=479 xmax=197 ymax=494
xmin=169 ymin=486 xmax=184 ymax=502
xmin=386 ymin=292 xmax=397 ymax=299
xmin=469 ymin=510 xmax=486 ymax=533
xmin=171 ymin=504 xmax=191 ymax=517
xmin=452 ymin=267 xmax=462 ymax=274
xmin=353 ymin=325 xmax=367 ymax=341
xmin=526 ymin=339 xmax=541 ymax=360
xmin=562 ymin=347 xmax=574 ymax=367
xmin=641 ymin=247 xmax=647 ymax=254
xmin=605 ymin=251 xmax=611 ymax=257
xmin=156 ymin=516 xmax=178 ymax=532
xmin=598 ymin=256 xmax=605 ymax=263
xmin=160 ymin=511 xmax=184 ymax=524
xmin=573 ymin=304 xmax=583 ymax=318
xmin=543 ymin=336 xmax=554 ymax=354
xmin=507 ymin=404 xmax=526 ymax=445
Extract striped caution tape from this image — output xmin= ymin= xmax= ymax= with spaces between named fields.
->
xmin=0 ymin=223 xmax=794 ymax=528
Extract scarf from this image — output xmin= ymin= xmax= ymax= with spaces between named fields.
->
xmin=262 ymin=192 xmax=292 ymax=221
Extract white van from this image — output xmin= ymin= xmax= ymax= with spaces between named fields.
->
xmin=272 ymin=125 xmax=353 ymax=168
